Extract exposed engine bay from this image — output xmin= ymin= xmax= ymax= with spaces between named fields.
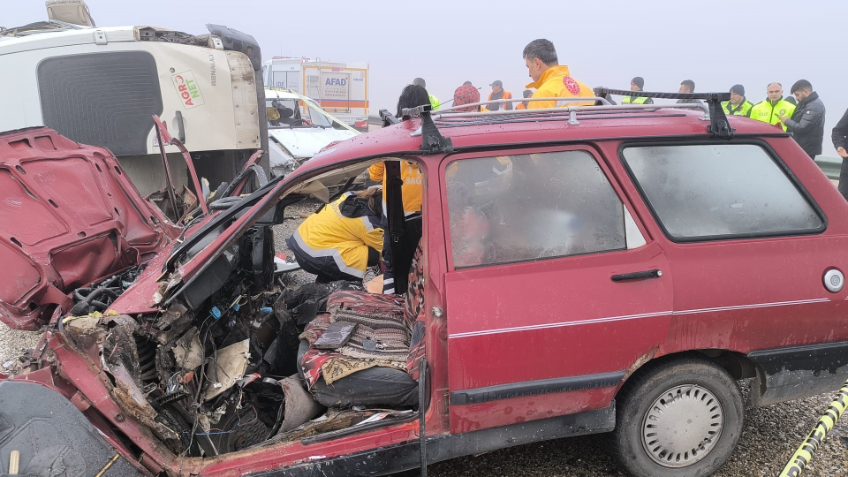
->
xmin=55 ymin=219 xmax=420 ymax=458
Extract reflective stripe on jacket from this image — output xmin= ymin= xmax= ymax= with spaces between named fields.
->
xmin=525 ymin=65 xmax=594 ymax=109
xmin=722 ymin=100 xmax=754 ymax=117
xmin=751 ymin=99 xmax=796 ymax=131
xmin=369 ymin=160 xmax=423 ymax=215
xmin=287 ymin=193 xmax=384 ymax=278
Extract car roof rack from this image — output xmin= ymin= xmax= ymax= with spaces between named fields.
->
xmin=594 ymin=88 xmax=735 ymax=138
xmin=387 ymin=91 xmax=734 ymax=153
xmin=428 ymin=90 xmax=735 ymax=139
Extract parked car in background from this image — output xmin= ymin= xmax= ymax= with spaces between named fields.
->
xmin=2 ymin=91 xmax=848 ymax=477
xmin=265 ymin=89 xmax=359 ymax=177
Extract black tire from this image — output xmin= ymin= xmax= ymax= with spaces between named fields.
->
xmin=611 ymin=356 xmax=744 ymax=477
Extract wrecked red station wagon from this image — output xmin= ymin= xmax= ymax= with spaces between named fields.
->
xmin=2 ymin=90 xmax=848 ymax=477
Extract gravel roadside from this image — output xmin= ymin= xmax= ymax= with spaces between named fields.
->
xmin=2 ymin=198 xmax=846 ymax=476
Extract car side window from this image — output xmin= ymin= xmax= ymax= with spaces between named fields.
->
xmin=621 ymin=144 xmax=824 ymax=241
xmin=445 ymin=150 xmax=626 ymax=269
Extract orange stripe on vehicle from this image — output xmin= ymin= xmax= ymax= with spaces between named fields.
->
xmin=317 ymin=100 xmax=369 ymax=108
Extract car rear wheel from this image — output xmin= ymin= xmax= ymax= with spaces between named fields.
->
xmin=611 ymin=356 xmax=744 ymax=477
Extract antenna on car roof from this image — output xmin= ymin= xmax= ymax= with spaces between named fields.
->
xmin=594 ymin=88 xmax=735 ymax=139
xmin=401 ymin=104 xmax=454 ymax=155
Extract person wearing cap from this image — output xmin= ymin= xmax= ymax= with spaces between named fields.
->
xmin=483 ymin=80 xmax=513 ymax=112
xmin=412 ymin=77 xmax=439 ymax=111
xmin=523 ymin=39 xmax=594 ymax=109
xmin=516 ymin=90 xmax=533 ymax=110
xmin=622 ymin=77 xmax=653 ymax=105
xmin=722 ymin=84 xmax=753 ymax=117
xmin=750 ymin=83 xmax=796 ymax=132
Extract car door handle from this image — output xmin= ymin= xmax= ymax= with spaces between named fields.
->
xmin=611 ymin=269 xmax=663 ymax=282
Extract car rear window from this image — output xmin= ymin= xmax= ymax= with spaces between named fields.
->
xmin=621 ymin=144 xmax=824 ymax=241
xmin=445 ymin=150 xmax=625 ymax=268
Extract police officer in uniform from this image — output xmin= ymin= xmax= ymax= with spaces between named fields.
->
xmin=750 ymin=82 xmax=796 ymax=131
xmin=622 ymin=77 xmax=653 ymax=104
xmin=722 ymin=84 xmax=753 ymax=117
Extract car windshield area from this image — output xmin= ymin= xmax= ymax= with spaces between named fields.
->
xmin=266 ymin=98 xmax=333 ymax=129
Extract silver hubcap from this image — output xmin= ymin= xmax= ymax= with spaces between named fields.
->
xmin=641 ymin=384 xmax=724 ymax=468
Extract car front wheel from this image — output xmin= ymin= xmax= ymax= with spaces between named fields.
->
xmin=611 ymin=356 xmax=744 ymax=477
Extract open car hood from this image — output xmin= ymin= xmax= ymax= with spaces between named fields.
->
xmin=0 ymin=127 xmax=176 ymax=330
xmin=269 ymin=128 xmax=357 ymax=161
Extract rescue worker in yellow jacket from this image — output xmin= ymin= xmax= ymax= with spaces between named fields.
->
xmin=286 ymin=189 xmax=384 ymax=283
xmin=621 ymin=77 xmax=653 ymax=104
xmin=750 ymin=82 xmax=796 ymax=131
xmin=369 ymin=84 xmax=428 ymax=294
xmin=722 ymin=84 xmax=754 ymax=117
xmin=368 ymin=160 xmax=422 ymax=294
xmin=523 ymin=39 xmax=595 ymax=109
xmin=368 ymin=160 xmax=423 ymax=217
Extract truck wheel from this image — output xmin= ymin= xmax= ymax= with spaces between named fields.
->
xmin=611 ymin=356 xmax=744 ymax=477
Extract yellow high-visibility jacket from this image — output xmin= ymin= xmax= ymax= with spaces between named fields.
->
xmin=290 ymin=193 xmax=384 ymax=277
xmin=526 ymin=65 xmax=594 ymax=109
xmin=369 ymin=160 xmax=423 ymax=216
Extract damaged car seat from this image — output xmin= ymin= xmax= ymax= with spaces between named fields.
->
xmin=298 ymin=244 xmax=426 ymax=408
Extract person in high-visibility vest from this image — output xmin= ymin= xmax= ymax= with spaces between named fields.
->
xmin=621 ymin=77 xmax=653 ymax=104
xmin=516 ymin=89 xmax=533 ymax=110
xmin=750 ymin=82 xmax=796 ymax=131
xmin=483 ymin=80 xmax=513 ymax=111
xmin=413 ymin=77 xmax=439 ymax=111
xmin=523 ymin=39 xmax=595 ymax=109
xmin=722 ymin=84 xmax=754 ymax=117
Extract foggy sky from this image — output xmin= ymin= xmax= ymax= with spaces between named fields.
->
xmin=5 ymin=0 xmax=848 ymax=156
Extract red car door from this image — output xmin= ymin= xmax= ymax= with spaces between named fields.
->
xmin=441 ymin=145 xmax=673 ymax=433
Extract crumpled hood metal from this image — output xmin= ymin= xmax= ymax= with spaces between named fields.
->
xmin=0 ymin=127 xmax=175 ymax=330
xmin=269 ymin=127 xmax=357 ymax=162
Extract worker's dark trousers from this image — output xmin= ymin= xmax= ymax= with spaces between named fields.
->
xmin=839 ymin=158 xmax=848 ymax=203
xmin=382 ymin=215 xmax=422 ymax=294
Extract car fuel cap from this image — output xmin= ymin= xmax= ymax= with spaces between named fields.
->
xmin=824 ymin=269 xmax=844 ymax=293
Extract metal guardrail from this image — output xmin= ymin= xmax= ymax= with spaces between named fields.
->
xmin=815 ymin=156 xmax=841 ymax=180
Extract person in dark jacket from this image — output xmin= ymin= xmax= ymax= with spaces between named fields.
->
xmin=780 ymin=79 xmax=826 ymax=159
xmin=831 ymin=107 xmax=848 ymax=202
xmin=676 ymin=79 xmax=704 ymax=105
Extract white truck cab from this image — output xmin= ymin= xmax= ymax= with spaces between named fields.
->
xmin=0 ymin=18 xmax=267 ymax=195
